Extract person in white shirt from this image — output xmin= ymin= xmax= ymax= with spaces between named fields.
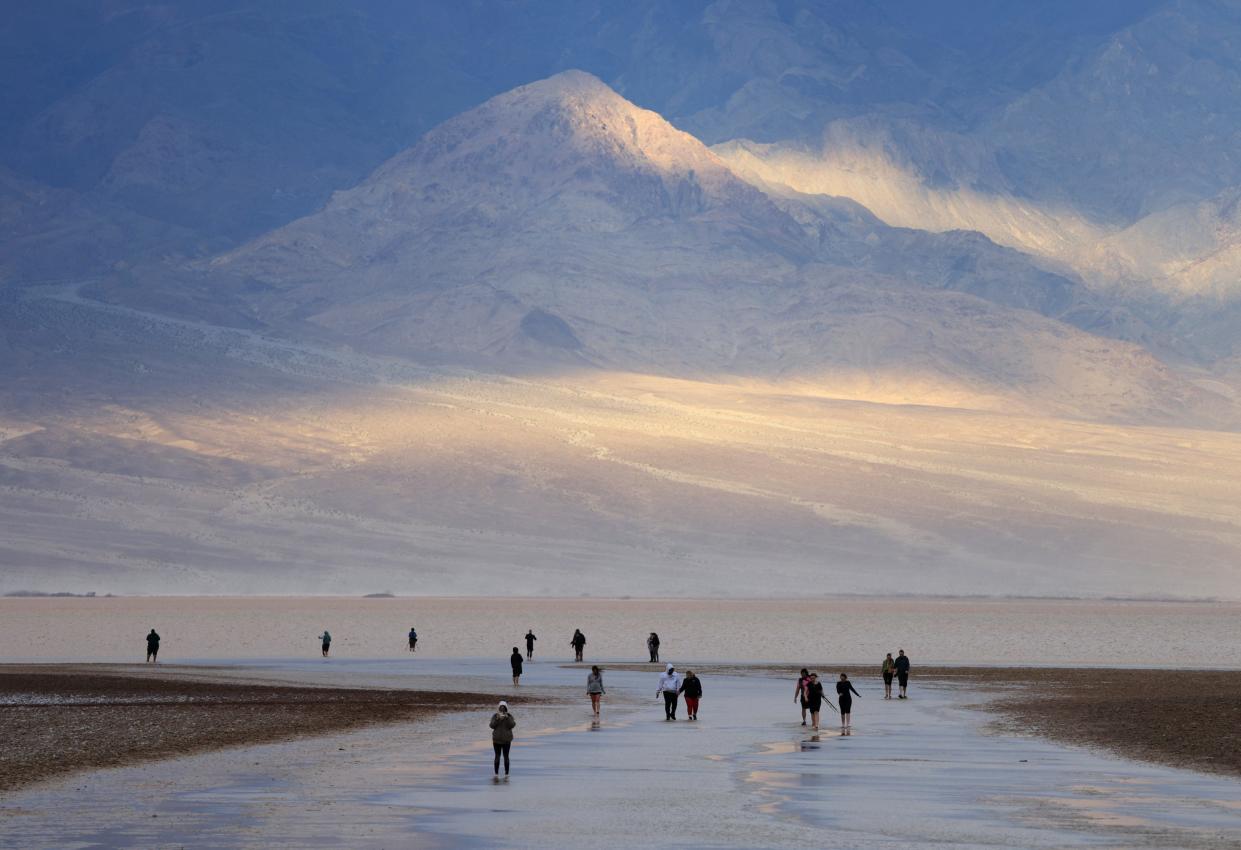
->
xmin=656 ymin=663 xmax=683 ymax=720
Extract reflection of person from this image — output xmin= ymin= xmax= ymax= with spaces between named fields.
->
xmin=489 ymin=701 xmax=516 ymax=776
xmin=647 ymin=632 xmax=660 ymax=663
xmin=510 ymin=647 xmax=524 ymax=686
xmin=679 ymin=670 xmax=702 ymax=720
xmin=587 ymin=666 xmax=605 ymax=717
xmin=836 ymin=673 xmax=861 ymax=730
xmin=881 ymin=653 xmax=895 ymax=699
xmin=319 ymin=631 xmax=331 ymax=657
xmin=408 ymin=627 xmax=418 ymax=653
xmin=656 ymin=664 xmax=682 ymax=720
xmin=794 ymin=668 xmax=811 ymax=725
xmin=570 ymin=629 xmax=586 ymax=662
xmin=895 ymin=649 xmax=911 ymax=698
xmin=145 ymin=629 xmax=161 ymax=663
xmin=525 ymin=630 xmax=537 ymax=660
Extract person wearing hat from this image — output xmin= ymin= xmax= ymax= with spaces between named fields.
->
xmin=656 ymin=663 xmax=683 ymax=720
xmin=489 ymin=700 xmax=516 ymax=776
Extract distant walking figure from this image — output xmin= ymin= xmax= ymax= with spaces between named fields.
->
xmin=489 ymin=701 xmax=516 ymax=776
xmin=881 ymin=653 xmax=895 ymax=699
xmin=570 ymin=629 xmax=586 ymax=662
xmin=525 ymin=630 xmax=537 ymax=660
xmin=680 ymin=670 xmax=702 ymax=720
xmin=804 ymin=672 xmax=835 ymax=732
xmin=587 ymin=665 xmax=605 ymax=716
xmin=836 ymin=673 xmax=861 ymax=731
xmin=794 ymin=668 xmax=811 ymax=725
xmin=408 ymin=627 xmax=418 ymax=653
xmin=319 ymin=630 xmax=332 ymax=657
xmin=145 ymin=629 xmax=160 ymax=663
xmin=647 ymin=632 xmax=661 ymax=663
xmin=895 ymin=649 xmax=911 ymax=698
xmin=657 ymin=663 xmax=682 ymax=720
xmin=510 ymin=647 xmax=524 ymax=686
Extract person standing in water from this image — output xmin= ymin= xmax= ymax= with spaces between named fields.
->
xmin=881 ymin=653 xmax=895 ymax=699
xmin=679 ymin=669 xmax=702 ymax=720
xmin=647 ymin=632 xmax=660 ymax=663
xmin=570 ymin=629 xmax=586 ymax=662
xmin=525 ymin=629 xmax=537 ymax=660
xmin=489 ymin=701 xmax=516 ymax=777
xmin=408 ymin=627 xmax=418 ymax=653
xmin=895 ymin=649 xmax=911 ymax=698
xmin=804 ymin=672 xmax=835 ymax=732
xmin=319 ymin=630 xmax=331 ymax=657
xmin=586 ymin=665 xmax=605 ymax=717
xmin=145 ymin=629 xmax=160 ymax=663
xmin=794 ymin=668 xmax=812 ymax=725
xmin=656 ymin=663 xmax=682 ymax=720
xmin=836 ymin=673 xmax=861 ymax=731
xmin=510 ymin=646 xmax=524 ymax=687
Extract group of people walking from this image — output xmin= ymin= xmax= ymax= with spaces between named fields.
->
xmin=793 ymin=651 xmax=912 ymax=732
xmin=655 ymin=664 xmax=701 ymax=720
xmin=881 ymin=649 xmax=911 ymax=699
xmin=793 ymin=670 xmax=862 ymax=733
xmin=138 ymin=625 xmax=910 ymax=779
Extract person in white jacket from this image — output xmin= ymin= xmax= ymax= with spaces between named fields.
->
xmin=656 ymin=663 xmax=683 ymax=720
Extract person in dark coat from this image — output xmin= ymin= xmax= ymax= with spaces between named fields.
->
xmin=679 ymin=669 xmax=703 ymax=719
xmin=895 ymin=649 xmax=911 ymax=698
xmin=510 ymin=647 xmax=524 ymax=687
xmin=145 ymin=629 xmax=160 ymax=663
xmin=489 ymin=701 xmax=516 ymax=776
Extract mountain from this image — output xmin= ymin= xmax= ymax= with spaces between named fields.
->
xmin=4 ymin=5 xmax=1241 ymax=599
xmin=144 ymin=70 xmax=1215 ymax=427
xmin=0 ymin=1 xmax=1164 ymax=249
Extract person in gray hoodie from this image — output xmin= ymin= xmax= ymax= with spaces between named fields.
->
xmin=656 ymin=663 xmax=682 ymax=720
xmin=489 ymin=700 xmax=516 ymax=776
xmin=586 ymin=665 xmax=605 ymax=716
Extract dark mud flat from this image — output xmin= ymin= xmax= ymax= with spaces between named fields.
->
xmin=950 ymin=667 xmax=1241 ymax=779
xmin=0 ymin=666 xmax=491 ymax=792
xmin=585 ymin=663 xmax=1241 ymax=778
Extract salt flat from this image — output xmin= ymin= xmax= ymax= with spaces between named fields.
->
xmin=2 ymin=658 xmax=1237 ymax=849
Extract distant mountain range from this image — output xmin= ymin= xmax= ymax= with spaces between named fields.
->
xmin=2 ymin=2 xmax=1240 ymax=598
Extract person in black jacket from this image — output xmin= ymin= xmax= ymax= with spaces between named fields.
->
xmin=525 ymin=629 xmax=537 ymax=660
xmin=836 ymin=673 xmax=861 ymax=732
xmin=145 ymin=629 xmax=160 ymax=663
xmin=510 ymin=647 xmax=524 ymax=687
xmin=647 ymin=632 xmax=661 ymax=663
xmin=804 ymin=672 xmax=834 ymax=732
xmin=894 ymin=649 xmax=911 ymax=699
xmin=679 ymin=670 xmax=703 ymax=719
xmin=570 ymin=629 xmax=586 ymax=662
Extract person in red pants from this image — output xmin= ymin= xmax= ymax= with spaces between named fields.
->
xmin=680 ymin=669 xmax=703 ymax=720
